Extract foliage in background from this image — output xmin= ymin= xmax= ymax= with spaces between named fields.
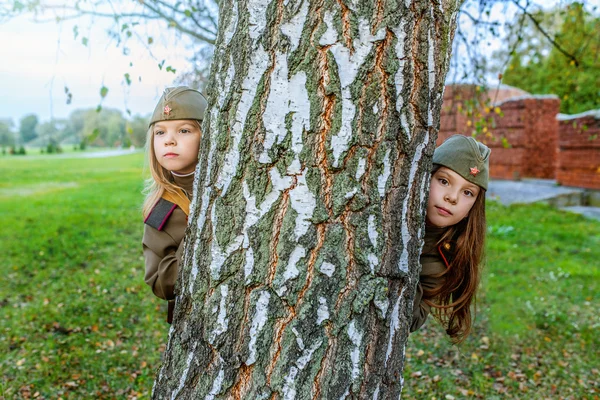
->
xmin=1 ymin=108 xmax=148 ymax=151
xmin=499 ymin=2 xmax=600 ymax=114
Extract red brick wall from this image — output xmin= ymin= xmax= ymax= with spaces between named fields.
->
xmin=439 ymin=85 xmax=560 ymax=180
xmin=557 ymin=113 xmax=600 ymax=189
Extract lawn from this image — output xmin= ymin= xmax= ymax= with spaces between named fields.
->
xmin=0 ymin=153 xmax=598 ymax=399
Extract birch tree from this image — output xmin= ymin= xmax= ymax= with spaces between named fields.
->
xmin=153 ymin=0 xmax=462 ymax=398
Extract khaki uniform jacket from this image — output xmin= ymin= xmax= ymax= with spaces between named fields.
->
xmin=410 ymin=226 xmax=449 ymax=332
xmin=143 ymin=173 xmax=194 ymax=305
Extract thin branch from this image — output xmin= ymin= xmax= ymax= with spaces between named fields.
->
xmin=460 ymin=9 xmax=502 ymax=27
xmin=511 ymin=0 xmax=581 ymax=67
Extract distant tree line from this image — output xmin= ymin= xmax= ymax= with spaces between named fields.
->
xmin=0 ymin=108 xmax=149 ymax=154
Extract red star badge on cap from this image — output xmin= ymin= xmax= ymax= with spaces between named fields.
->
xmin=470 ymin=167 xmax=480 ymax=176
xmin=163 ymin=105 xmax=172 ymax=115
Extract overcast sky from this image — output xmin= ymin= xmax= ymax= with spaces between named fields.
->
xmin=0 ymin=1 xmax=597 ymax=128
xmin=0 ymin=13 xmax=194 ymax=125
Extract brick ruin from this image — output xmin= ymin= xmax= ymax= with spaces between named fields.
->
xmin=438 ymin=84 xmax=600 ymax=190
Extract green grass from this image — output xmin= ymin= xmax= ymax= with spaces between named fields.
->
xmin=404 ymin=201 xmax=599 ymax=399
xmin=0 ymin=153 xmax=166 ymax=399
xmin=1 ymin=154 xmax=598 ymax=399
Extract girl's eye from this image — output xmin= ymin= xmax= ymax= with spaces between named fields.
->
xmin=180 ymin=129 xmax=190 ymax=134
xmin=439 ymin=178 xmax=449 ymax=185
xmin=464 ymin=190 xmax=474 ymax=197
xmin=154 ymin=131 xmax=164 ymax=136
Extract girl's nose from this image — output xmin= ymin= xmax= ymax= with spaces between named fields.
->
xmin=444 ymin=192 xmax=457 ymax=204
xmin=164 ymin=133 xmax=176 ymax=145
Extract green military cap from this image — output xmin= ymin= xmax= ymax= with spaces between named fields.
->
xmin=149 ymin=86 xmax=208 ymax=127
xmin=433 ymin=134 xmax=491 ymax=190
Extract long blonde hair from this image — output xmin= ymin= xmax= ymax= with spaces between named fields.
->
xmin=142 ymin=120 xmax=201 ymax=217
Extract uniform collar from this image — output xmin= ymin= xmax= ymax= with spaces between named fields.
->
xmin=171 ymin=171 xmax=195 ymax=198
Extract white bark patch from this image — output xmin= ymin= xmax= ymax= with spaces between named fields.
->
xmin=345 ymin=188 xmax=358 ymax=199
xmin=209 ymin=204 xmax=244 ymax=280
xmin=280 ymin=0 xmax=309 ymax=53
xmin=373 ymin=102 xmax=379 ymax=114
xmin=247 ymin=290 xmax=271 ymax=365
xmin=242 ymin=168 xmax=293 ymax=249
xmin=427 ymin=8 xmax=436 ymax=127
xmin=317 ymin=297 xmax=329 ymax=325
xmin=355 ymin=157 xmax=366 ymax=180
xmin=393 ymin=24 xmax=410 ymax=139
xmin=367 ymin=253 xmax=379 ymax=274
xmin=374 ymin=297 xmax=389 ymax=318
xmin=282 ymin=338 xmax=323 ymax=400
xmin=219 ymin=44 xmax=269 ymax=196
xmin=223 ymin=1 xmax=238 ymax=45
xmin=324 ymin=15 xmax=385 ymax=167
xmin=385 ymin=286 xmax=406 ymax=366
xmin=219 ymin=56 xmax=235 ymax=109
xmin=319 ymin=261 xmax=336 ymax=277
xmin=277 ymin=245 xmax=306 ymax=296
xmin=170 ymin=342 xmax=196 ymax=400
xmin=288 ymin=170 xmax=316 ymax=240
xmin=247 ymin=1 xmax=268 ymax=40
xmin=373 ymin=384 xmax=380 ymax=400
xmin=210 ymin=285 xmax=229 ymax=342
xmin=244 ymin=246 xmax=255 ymax=282
xmin=347 ymin=320 xmax=363 ymax=382
xmin=190 ymin=106 xmax=220 ymax=294
xmin=368 ymin=214 xmax=378 ymax=248
xmin=205 ymin=366 xmax=225 ymax=400
xmin=288 ymin=71 xmax=310 ymax=156
xmin=261 ymin=51 xmax=290 ymax=164
xmin=262 ymin=61 xmax=310 ymax=165
xmin=377 ymin=149 xmax=391 ymax=198
xmin=339 ymin=387 xmax=350 ymax=400
xmin=398 ymin=134 xmax=428 ymax=274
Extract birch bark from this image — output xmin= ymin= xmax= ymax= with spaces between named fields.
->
xmin=152 ymin=0 xmax=462 ymax=398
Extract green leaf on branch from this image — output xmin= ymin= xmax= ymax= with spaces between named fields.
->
xmin=158 ymin=60 xmax=165 ymax=70
xmin=124 ymin=73 xmax=131 ymax=86
xmin=100 ymin=86 xmax=109 ymax=99
xmin=73 ymin=25 xmax=79 ymax=40
xmin=147 ymin=37 xmax=153 ymax=45
xmin=166 ymin=66 xmax=177 ymax=74
xmin=82 ymin=37 xmax=88 ymax=46
xmin=184 ymin=10 xmax=192 ymax=17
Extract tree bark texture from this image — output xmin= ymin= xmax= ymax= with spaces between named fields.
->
xmin=153 ymin=0 xmax=461 ymax=398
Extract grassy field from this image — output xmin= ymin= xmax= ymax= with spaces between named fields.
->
xmin=0 ymin=153 xmax=598 ymax=399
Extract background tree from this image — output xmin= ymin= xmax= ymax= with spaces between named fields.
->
xmin=152 ymin=0 xmax=461 ymax=398
xmin=19 ymin=114 xmax=39 ymax=144
xmin=0 ymin=119 xmax=15 ymax=148
xmin=498 ymin=2 xmax=600 ymax=114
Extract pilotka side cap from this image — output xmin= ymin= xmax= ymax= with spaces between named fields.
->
xmin=149 ymin=86 xmax=208 ymax=127
xmin=433 ymin=134 xmax=491 ymax=190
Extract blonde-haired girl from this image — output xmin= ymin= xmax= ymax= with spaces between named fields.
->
xmin=412 ymin=135 xmax=490 ymax=343
xmin=142 ymin=86 xmax=207 ymax=323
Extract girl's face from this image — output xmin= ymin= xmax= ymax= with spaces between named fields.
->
xmin=426 ymin=167 xmax=480 ymax=228
xmin=153 ymin=119 xmax=201 ymax=174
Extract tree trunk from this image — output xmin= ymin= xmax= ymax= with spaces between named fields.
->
xmin=152 ymin=0 xmax=461 ymax=398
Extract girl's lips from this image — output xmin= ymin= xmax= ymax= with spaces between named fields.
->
xmin=436 ymin=206 xmax=452 ymax=216
xmin=164 ymin=153 xmax=178 ymax=158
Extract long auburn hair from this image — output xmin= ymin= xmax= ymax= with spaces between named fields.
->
xmin=142 ymin=120 xmax=201 ymax=217
xmin=424 ymin=165 xmax=487 ymax=344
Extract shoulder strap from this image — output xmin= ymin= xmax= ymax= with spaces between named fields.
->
xmin=144 ymin=188 xmax=190 ymax=231
xmin=162 ymin=188 xmax=190 ymax=217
